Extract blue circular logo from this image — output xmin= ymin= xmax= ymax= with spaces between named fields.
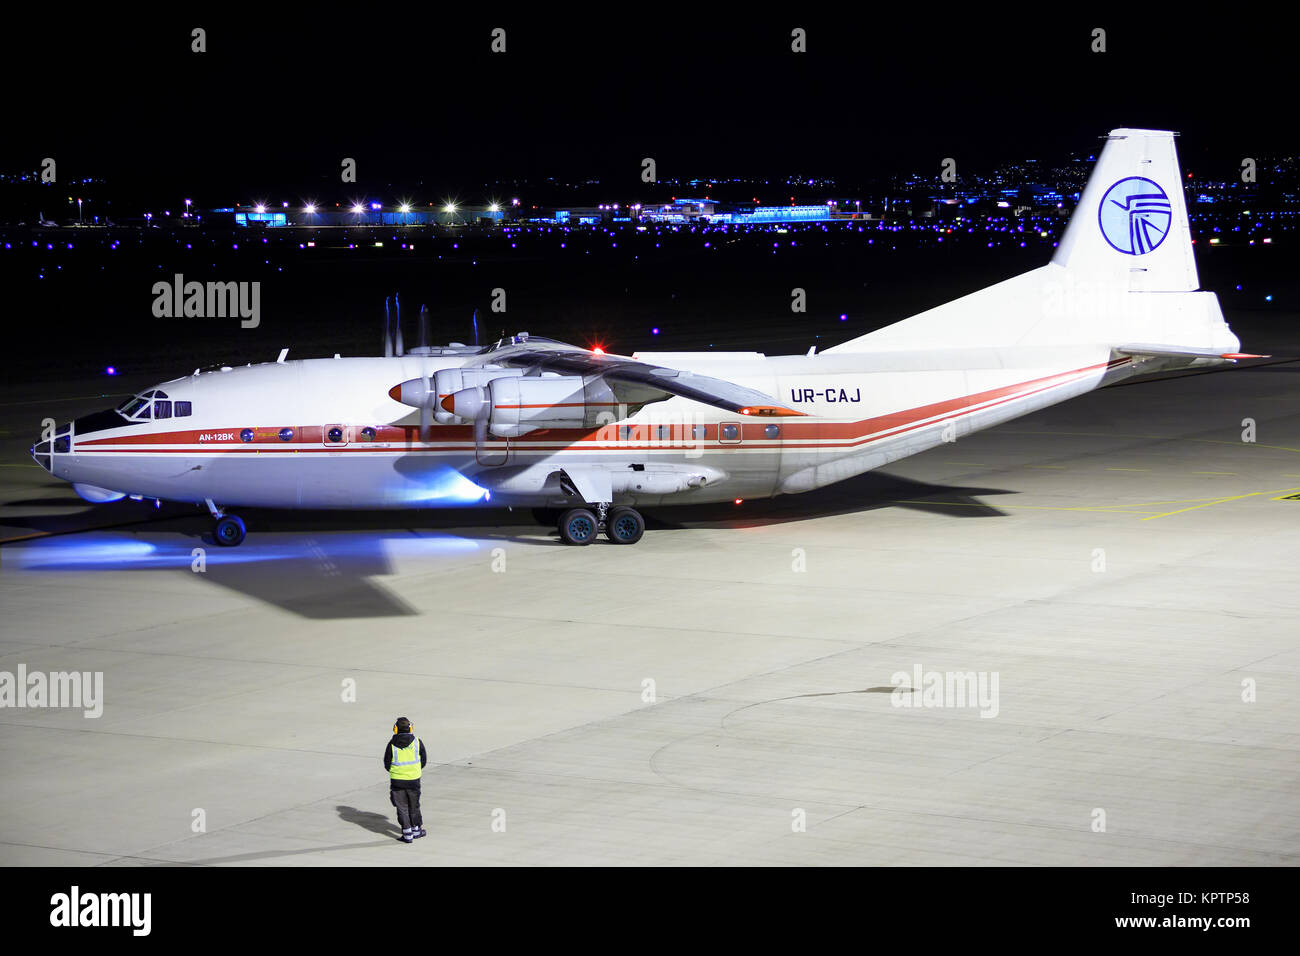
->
xmin=1098 ymin=177 xmax=1172 ymax=255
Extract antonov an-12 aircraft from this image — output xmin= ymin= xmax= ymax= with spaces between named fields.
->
xmin=33 ymin=129 xmax=1258 ymax=546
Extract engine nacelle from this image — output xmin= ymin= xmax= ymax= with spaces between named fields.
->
xmin=431 ymin=367 xmax=525 ymax=423
xmin=440 ymin=374 xmax=623 ymax=437
xmin=485 ymin=375 xmax=620 ymax=437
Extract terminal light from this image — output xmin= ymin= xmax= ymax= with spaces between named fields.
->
xmin=304 ymin=204 xmax=316 ymax=214
xmin=351 ymin=204 xmax=365 ymax=214
xmin=399 ymin=204 xmax=411 ymax=213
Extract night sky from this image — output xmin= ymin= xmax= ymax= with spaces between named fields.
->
xmin=12 ymin=11 xmax=1296 ymax=201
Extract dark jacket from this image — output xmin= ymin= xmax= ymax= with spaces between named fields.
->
xmin=384 ymin=732 xmax=428 ymax=790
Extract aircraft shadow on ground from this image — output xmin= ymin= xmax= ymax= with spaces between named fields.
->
xmin=1 ymin=472 xmax=1013 ymax=619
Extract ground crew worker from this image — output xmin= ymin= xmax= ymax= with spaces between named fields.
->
xmin=384 ymin=717 xmax=427 ymax=843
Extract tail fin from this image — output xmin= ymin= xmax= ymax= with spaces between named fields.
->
xmin=827 ymin=128 xmax=1239 ymax=357
xmin=1052 ymin=128 xmax=1198 ymax=293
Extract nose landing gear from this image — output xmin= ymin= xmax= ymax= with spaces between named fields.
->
xmin=206 ymin=498 xmax=246 ymax=547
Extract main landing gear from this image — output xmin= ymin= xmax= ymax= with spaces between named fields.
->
xmin=557 ymin=503 xmax=645 ymax=546
xmin=206 ymin=498 xmax=246 ymax=547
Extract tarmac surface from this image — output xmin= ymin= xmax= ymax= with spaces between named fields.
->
xmin=1 ymin=360 xmax=1297 ymax=865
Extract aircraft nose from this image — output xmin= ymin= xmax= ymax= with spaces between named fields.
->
xmin=31 ymin=422 xmax=72 ymax=473
xmin=31 ymin=437 xmax=52 ymax=472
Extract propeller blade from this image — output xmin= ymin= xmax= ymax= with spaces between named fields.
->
xmin=383 ymin=297 xmax=393 ymax=358
xmin=394 ymin=294 xmax=404 ymax=357
xmin=418 ymin=304 xmax=430 ymax=350
xmin=471 ymin=307 xmax=480 ymax=347
xmin=420 ymin=373 xmax=434 ymax=442
xmin=473 ymin=406 xmax=489 ymax=452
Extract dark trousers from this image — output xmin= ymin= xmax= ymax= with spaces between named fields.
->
xmin=391 ymin=787 xmax=423 ymax=831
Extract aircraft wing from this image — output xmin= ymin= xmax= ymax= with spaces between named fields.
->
xmin=493 ymin=347 xmax=806 ymax=417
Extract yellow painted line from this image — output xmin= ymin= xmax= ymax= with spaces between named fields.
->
xmin=1105 ymin=467 xmax=1150 ymax=472
xmin=1142 ymin=487 xmax=1300 ymax=521
xmin=900 ymin=485 xmax=1300 ymax=521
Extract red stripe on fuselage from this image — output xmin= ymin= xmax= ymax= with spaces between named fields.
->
xmin=74 ymin=359 xmax=1123 ymax=454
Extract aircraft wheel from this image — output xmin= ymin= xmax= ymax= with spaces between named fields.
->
xmin=214 ymin=514 xmax=246 ymax=547
xmin=558 ymin=508 xmax=598 ymax=546
xmin=605 ymin=506 xmax=645 ymax=545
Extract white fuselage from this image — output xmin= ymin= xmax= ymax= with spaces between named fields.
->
xmin=44 ymin=345 xmax=1151 ymax=511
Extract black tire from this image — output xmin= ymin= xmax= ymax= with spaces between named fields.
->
xmin=558 ymin=508 xmax=598 ymax=546
xmin=531 ymin=507 xmax=561 ymax=526
xmin=605 ymin=506 xmax=645 ymax=545
xmin=214 ymin=514 xmax=246 ymax=547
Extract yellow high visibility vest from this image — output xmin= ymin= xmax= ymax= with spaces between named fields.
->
xmin=389 ymin=736 xmax=422 ymax=781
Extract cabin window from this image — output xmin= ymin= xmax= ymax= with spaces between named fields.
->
xmin=327 ymin=427 xmax=344 ymax=443
xmin=360 ymin=427 xmax=377 ymax=441
xmin=153 ymin=400 xmax=172 ymax=419
xmin=174 ymin=401 xmax=192 ymax=417
xmin=240 ymin=429 xmax=253 ymax=443
xmin=691 ymin=425 xmax=706 ymax=440
xmin=722 ymin=424 xmax=739 ymax=440
xmin=278 ymin=428 xmax=294 ymax=442
xmin=764 ymin=424 xmax=780 ymax=439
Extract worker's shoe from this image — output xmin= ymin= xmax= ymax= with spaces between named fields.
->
xmin=400 ymin=828 xmax=414 ymax=843
xmin=413 ymin=827 xmax=428 ymax=839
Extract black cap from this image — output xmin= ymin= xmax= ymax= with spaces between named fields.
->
xmin=395 ymin=717 xmax=411 ymax=733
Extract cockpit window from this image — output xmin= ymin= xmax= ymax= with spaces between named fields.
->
xmin=115 ymin=391 xmax=188 ymax=421
xmin=117 ymin=397 xmax=150 ymax=418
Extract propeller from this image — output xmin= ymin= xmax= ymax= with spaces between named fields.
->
xmin=383 ymin=297 xmax=393 ymax=357
xmin=419 ymin=384 xmax=433 ymax=443
xmin=442 ymin=387 xmax=491 ymax=457
xmin=471 ymin=307 xmax=480 ymax=347
xmin=418 ymin=304 xmax=430 ymax=350
xmin=393 ymin=294 xmax=404 ymax=357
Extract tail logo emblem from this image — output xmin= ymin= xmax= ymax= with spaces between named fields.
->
xmin=1098 ymin=177 xmax=1172 ymax=255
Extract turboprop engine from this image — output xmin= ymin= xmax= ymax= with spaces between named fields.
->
xmin=441 ymin=374 xmax=623 ymax=438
